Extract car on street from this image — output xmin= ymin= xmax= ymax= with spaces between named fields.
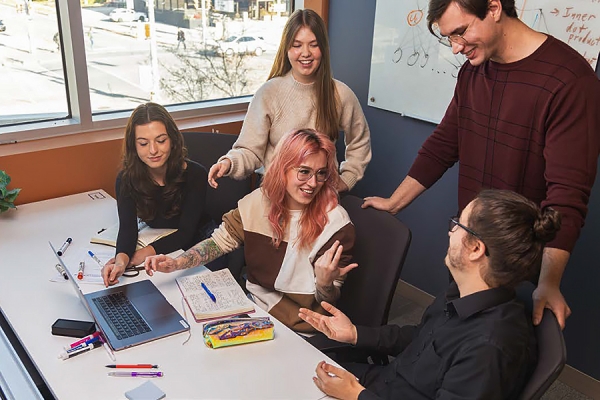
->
xmin=109 ymin=8 xmax=147 ymax=22
xmin=216 ymin=35 xmax=267 ymax=56
xmin=0 ymin=20 xmax=6 ymax=32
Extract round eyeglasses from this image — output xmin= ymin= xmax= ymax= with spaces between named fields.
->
xmin=294 ymin=167 xmax=329 ymax=183
xmin=437 ymin=17 xmax=476 ymax=48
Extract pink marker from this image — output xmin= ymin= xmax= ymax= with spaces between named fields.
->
xmin=65 ymin=331 xmax=100 ymax=350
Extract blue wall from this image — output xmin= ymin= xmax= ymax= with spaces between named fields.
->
xmin=328 ymin=0 xmax=600 ymax=380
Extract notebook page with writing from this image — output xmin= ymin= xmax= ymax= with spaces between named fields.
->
xmin=176 ymin=269 xmax=255 ymax=322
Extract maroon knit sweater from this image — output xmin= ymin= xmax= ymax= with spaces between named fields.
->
xmin=408 ymin=36 xmax=600 ymax=252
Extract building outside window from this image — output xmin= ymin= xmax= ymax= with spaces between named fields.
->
xmin=0 ymin=0 xmax=293 ymax=134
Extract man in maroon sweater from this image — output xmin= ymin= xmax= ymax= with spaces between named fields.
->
xmin=363 ymin=0 xmax=600 ymax=329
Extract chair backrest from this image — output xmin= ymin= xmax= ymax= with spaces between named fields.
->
xmin=517 ymin=283 xmax=567 ymax=400
xmin=336 ymin=195 xmax=412 ymax=326
xmin=182 ymin=132 xmax=253 ymax=223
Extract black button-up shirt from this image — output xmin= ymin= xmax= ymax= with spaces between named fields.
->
xmin=356 ymin=282 xmax=536 ymax=400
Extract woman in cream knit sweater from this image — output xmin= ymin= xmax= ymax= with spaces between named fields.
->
xmin=208 ymin=9 xmax=371 ymax=192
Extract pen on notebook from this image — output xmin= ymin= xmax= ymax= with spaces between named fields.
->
xmin=88 ymin=251 xmax=103 ymax=267
xmin=105 ymin=364 xmax=159 ymax=369
xmin=56 ymin=238 xmax=72 ymax=256
xmin=201 ymin=282 xmax=216 ymax=303
xmin=108 ymin=371 xmax=163 ymax=378
xmin=54 ymin=263 xmax=68 ymax=280
xmin=77 ymin=261 xmax=85 ymax=280
xmin=65 ymin=331 xmax=101 ymax=349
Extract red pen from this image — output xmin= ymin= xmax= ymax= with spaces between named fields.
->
xmin=65 ymin=331 xmax=101 ymax=349
xmin=105 ymin=364 xmax=159 ymax=369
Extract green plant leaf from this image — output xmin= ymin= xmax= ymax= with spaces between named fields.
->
xmin=0 ymin=186 xmax=6 ymax=198
xmin=0 ymin=170 xmax=10 ymax=187
xmin=0 ymin=199 xmax=15 ymax=210
xmin=4 ymin=188 xmax=21 ymax=203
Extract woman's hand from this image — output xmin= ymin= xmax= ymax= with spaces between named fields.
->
xmin=102 ymin=253 xmax=129 ymax=287
xmin=314 ymin=240 xmax=358 ymax=287
xmin=144 ymin=254 xmax=181 ymax=276
xmin=129 ymin=246 xmax=156 ymax=267
xmin=208 ymin=158 xmax=231 ymax=189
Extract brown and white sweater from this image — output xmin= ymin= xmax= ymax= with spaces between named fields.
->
xmin=211 ymin=189 xmax=355 ymax=333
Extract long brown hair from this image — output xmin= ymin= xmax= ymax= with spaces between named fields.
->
xmin=120 ymin=102 xmax=188 ymax=221
xmin=262 ymin=129 xmax=339 ymax=249
xmin=268 ymin=9 xmax=340 ymax=140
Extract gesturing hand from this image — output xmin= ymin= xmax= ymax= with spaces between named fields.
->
xmin=144 ymin=254 xmax=179 ymax=276
xmin=314 ymin=240 xmax=358 ymax=287
xmin=207 ymin=159 xmax=231 ymax=189
xmin=299 ymin=301 xmax=358 ymax=345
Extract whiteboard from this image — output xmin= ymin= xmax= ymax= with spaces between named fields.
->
xmin=368 ymin=0 xmax=600 ymax=124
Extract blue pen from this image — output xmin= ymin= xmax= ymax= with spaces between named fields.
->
xmin=88 ymin=251 xmax=104 ymax=267
xmin=201 ymin=282 xmax=216 ymax=303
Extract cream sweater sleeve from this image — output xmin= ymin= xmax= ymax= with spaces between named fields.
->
xmin=219 ymin=83 xmax=274 ymax=180
xmin=336 ymin=80 xmax=372 ymax=190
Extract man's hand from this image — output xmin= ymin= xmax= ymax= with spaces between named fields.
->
xmin=101 ymin=253 xmax=128 ymax=287
xmin=314 ymin=240 xmax=358 ymax=288
xmin=144 ymin=254 xmax=180 ymax=275
xmin=362 ymin=176 xmax=426 ymax=214
xmin=532 ymin=283 xmax=571 ymax=329
xmin=361 ymin=196 xmax=400 ymax=214
xmin=533 ymin=247 xmax=571 ymax=329
xmin=337 ymin=180 xmax=350 ymax=193
xmin=313 ymin=361 xmax=364 ymax=400
xmin=207 ymin=158 xmax=231 ymax=189
xmin=299 ymin=301 xmax=358 ymax=345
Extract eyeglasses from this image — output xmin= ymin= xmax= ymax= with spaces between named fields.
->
xmin=449 ymin=216 xmax=489 ymax=256
xmin=437 ymin=17 xmax=476 ymax=48
xmin=293 ymin=167 xmax=329 ymax=183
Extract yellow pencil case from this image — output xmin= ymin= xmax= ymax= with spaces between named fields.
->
xmin=203 ymin=317 xmax=274 ymax=349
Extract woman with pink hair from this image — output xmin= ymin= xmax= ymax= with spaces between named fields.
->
xmin=145 ymin=129 xmax=357 ymax=332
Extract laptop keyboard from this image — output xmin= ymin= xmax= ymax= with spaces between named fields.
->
xmin=92 ymin=292 xmax=151 ymax=340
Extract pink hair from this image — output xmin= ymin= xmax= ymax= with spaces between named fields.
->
xmin=262 ymin=129 xmax=340 ymax=249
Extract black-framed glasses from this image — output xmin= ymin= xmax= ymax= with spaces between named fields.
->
xmin=293 ymin=167 xmax=329 ymax=183
xmin=449 ymin=216 xmax=489 ymax=256
xmin=437 ymin=17 xmax=476 ymax=48
xmin=122 ymin=265 xmax=145 ymax=277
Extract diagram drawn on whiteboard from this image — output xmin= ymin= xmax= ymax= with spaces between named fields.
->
xmin=368 ymin=0 xmax=600 ymax=124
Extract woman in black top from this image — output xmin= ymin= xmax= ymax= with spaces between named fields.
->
xmin=102 ymin=102 xmax=213 ymax=286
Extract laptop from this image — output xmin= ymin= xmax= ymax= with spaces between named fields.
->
xmin=50 ymin=242 xmax=190 ymax=351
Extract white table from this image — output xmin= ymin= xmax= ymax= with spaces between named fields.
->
xmin=0 ymin=190 xmax=334 ymax=399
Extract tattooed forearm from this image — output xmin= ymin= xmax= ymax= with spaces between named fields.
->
xmin=315 ymin=283 xmax=340 ymax=304
xmin=176 ymin=239 xmax=225 ymax=270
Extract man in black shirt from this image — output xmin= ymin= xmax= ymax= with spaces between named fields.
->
xmin=300 ymin=189 xmax=561 ymax=399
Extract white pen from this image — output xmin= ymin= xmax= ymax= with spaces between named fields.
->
xmin=88 ymin=250 xmax=103 ymax=267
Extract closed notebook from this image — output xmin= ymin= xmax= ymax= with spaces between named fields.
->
xmin=90 ymin=221 xmax=176 ymax=250
xmin=176 ymin=268 xmax=255 ymax=322
xmin=203 ymin=317 xmax=274 ymax=349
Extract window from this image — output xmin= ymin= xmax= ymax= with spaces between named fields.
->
xmin=0 ymin=0 xmax=294 ymax=140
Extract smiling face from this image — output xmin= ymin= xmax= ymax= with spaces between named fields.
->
xmin=287 ymin=26 xmax=322 ymax=84
xmin=284 ymin=150 xmax=327 ymax=210
xmin=436 ymin=2 xmax=500 ymax=66
xmin=135 ymin=121 xmax=172 ymax=178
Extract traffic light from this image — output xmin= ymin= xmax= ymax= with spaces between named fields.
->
xmin=145 ymin=23 xmax=150 ymax=39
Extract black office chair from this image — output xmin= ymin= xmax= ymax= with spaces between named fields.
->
xmin=516 ymin=283 xmax=567 ymax=400
xmin=182 ymin=131 xmax=253 ymax=279
xmin=307 ymin=195 xmax=412 ymax=363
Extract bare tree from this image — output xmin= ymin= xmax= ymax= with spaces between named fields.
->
xmin=160 ymin=44 xmax=250 ymax=103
